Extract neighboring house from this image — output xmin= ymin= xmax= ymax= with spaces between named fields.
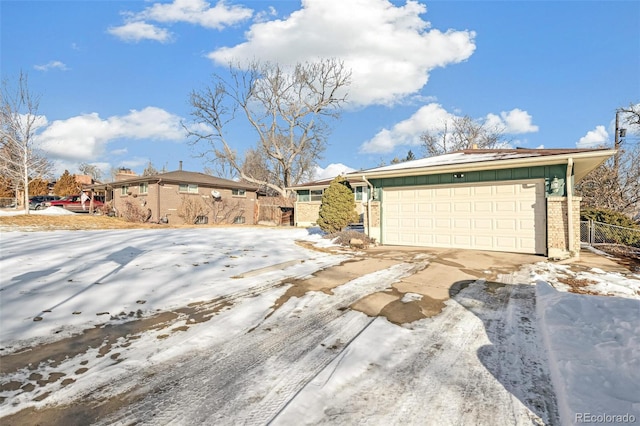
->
xmin=289 ymin=177 xmax=370 ymax=227
xmin=89 ymin=168 xmax=260 ymax=226
xmin=291 ymin=148 xmax=615 ymax=259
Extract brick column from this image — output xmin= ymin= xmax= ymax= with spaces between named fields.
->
xmin=547 ymin=196 xmax=581 ymax=259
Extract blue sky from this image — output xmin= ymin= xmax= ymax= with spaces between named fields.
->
xmin=2 ymin=0 xmax=639 ymax=180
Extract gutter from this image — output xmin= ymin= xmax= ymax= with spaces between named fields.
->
xmin=566 ymin=158 xmax=574 ymax=255
xmin=362 ymin=175 xmax=374 ymax=237
xmin=348 ymin=150 xmax=616 ymax=180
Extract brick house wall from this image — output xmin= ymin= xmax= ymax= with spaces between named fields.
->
xmin=547 ymin=196 xmax=582 ymax=259
xmin=113 ymin=182 xmax=257 ymax=225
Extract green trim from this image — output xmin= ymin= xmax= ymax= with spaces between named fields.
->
xmin=370 ymin=165 xmax=569 ymax=198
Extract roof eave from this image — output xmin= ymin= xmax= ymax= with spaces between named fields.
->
xmin=347 ymin=150 xmax=616 ymax=181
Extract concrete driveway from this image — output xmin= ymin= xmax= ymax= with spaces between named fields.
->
xmin=3 ymin=244 xmax=562 ymax=425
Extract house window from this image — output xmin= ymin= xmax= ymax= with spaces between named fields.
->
xmin=233 ymin=216 xmax=246 ymax=224
xmin=354 ymin=186 xmax=367 ymax=201
xmin=121 ymin=185 xmax=129 ymax=196
xmin=297 ymin=190 xmax=310 ymax=202
xmin=310 ymin=189 xmax=323 ymax=202
xmin=232 ymin=189 xmax=246 ymax=197
xmin=139 ymin=182 xmax=148 ymax=194
xmin=179 ymin=184 xmax=198 ymax=193
xmin=195 ymin=215 xmax=208 ymax=224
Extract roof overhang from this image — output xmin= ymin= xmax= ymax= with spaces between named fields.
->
xmin=346 ymin=149 xmax=616 ymax=183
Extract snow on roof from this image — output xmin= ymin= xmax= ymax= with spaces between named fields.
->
xmin=357 ymin=148 xmax=608 ymax=174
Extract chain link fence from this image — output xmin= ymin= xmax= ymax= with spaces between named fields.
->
xmin=581 ymin=220 xmax=640 ymax=248
xmin=0 ymin=197 xmax=17 ymax=208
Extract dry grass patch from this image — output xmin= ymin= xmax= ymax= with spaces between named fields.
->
xmin=557 ymin=276 xmax=602 ymax=296
xmin=0 ymin=214 xmax=160 ymax=231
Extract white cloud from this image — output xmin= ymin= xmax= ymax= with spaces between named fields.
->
xmin=577 ymin=125 xmax=608 ymax=148
xmin=107 ymin=21 xmax=172 ymax=43
xmin=208 ymin=0 xmax=475 ymax=106
xmin=37 ymin=107 xmax=187 ymax=162
xmin=110 ymin=148 xmax=129 ymax=156
xmin=360 ymin=103 xmax=452 ymax=154
xmin=34 ymin=61 xmax=69 ymax=72
xmin=109 ymin=0 xmax=252 ymax=42
xmin=141 ymin=0 xmax=253 ymax=29
xmin=360 ymin=104 xmax=540 ymax=154
xmin=314 ymin=163 xmax=356 ymax=180
xmin=485 ymin=108 xmax=539 ymax=134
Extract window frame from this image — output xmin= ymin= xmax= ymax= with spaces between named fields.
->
xmin=139 ymin=182 xmax=148 ymax=194
xmin=232 ymin=188 xmax=246 ymax=197
xmin=120 ymin=185 xmax=129 ymax=196
xmin=179 ymin=183 xmax=199 ymax=193
xmin=354 ymin=186 xmax=365 ymax=201
xmin=310 ymin=189 xmax=323 ymax=202
xmin=195 ymin=215 xmax=208 ymax=225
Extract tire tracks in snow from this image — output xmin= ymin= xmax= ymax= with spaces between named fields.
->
xmin=275 ymin=271 xmax=560 ymax=426
xmin=96 ymin=262 xmax=423 ymax=425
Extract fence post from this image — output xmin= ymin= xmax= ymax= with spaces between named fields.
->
xmin=589 ymin=220 xmax=594 ymax=245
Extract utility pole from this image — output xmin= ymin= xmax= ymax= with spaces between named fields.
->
xmin=614 ymin=109 xmax=620 ymax=172
xmin=614 ymin=108 xmax=627 ymax=176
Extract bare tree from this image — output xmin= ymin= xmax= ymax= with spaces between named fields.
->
xmin=0 ymin=71 xmax=52 ymax=212
xmin=577 ymin=104 xmax=640 ymax=215
xmin=78 ymin=162 xmax=102 ymax=181
xmin=142 ymin=161 xmax=159 ymax=176
xmin=421 ymin=115 xmax=508 ymax=157
xmin=185 ymin=59 xmax=351 ymax=197
xmin=620 ymin=103 xmax=640 ymax=126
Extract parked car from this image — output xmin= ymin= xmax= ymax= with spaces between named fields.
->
xmin=47 ymin=195 xmax=105 ymax=213
xmin=29 ymin=195 xmax=60 ymax=210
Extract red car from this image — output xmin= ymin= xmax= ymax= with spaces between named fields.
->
xmin=47 ymin=195 xmax=105 ymax=213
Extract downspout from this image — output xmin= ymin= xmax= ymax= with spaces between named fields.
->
xmin=157 ymin=179 xmax=162 ymax=222
xmin=566 ymin=158 xmax=574 ymax=255
xmin=362 ymin=175 xmax=374 ymax=237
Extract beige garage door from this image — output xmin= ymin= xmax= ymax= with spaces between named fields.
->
xmin=382 ymin=180 xmax=546 ymax=254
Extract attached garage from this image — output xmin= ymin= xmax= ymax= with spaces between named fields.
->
xmin=382 ymin=180 xmax=547 ymax=254
xmin=291 ymin=148 xmax=616 ymax=259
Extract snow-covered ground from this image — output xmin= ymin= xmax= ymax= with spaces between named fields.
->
xmin=1 ymin=212 xmax=639 ymax=424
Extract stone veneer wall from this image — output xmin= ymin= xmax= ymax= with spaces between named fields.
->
xmin=547 ymin=196 xmax=581 ymax=259
xmin=294 ymin=202 xmax=321 ymax=225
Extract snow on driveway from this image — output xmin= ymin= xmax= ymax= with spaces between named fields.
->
xmin=1 ymin=225 xmax=638 ymax=425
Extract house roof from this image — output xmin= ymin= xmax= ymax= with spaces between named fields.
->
xmin=288 ymin=176 xmax=368 ymax=190
xmin=286 ymin=148 xmax=616 ymax=191
xmin=87 ymin=170 xmax=259 ymax=191
xmin=348 ymin=148 xmax=616 ymax=182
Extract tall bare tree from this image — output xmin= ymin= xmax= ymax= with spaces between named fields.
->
xmin=185 ymin=59 xmax=351 ymax=197
xmin=78 ymin=162 xmax=103 ymax=182
xmin=577 ymin=104 xmax=640 ymax=215
xmin=421 ymin=115 xmax=508 ymax=157
xmin=0 ymin=71 xmax=52 ymax=212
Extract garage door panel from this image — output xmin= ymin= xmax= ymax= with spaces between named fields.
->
xmin=474 ymin=186 xmax=493 ymax=196
xmin=435 ymin=203 xmax=451 ymax=213
xmin=473 ymin=218 xmax=493 ymax=230
xmin=454 ymin=187 xmax=472 ymax=196
xmin=382 ymin=180 xmax=545 ymax=254
xmin=454 ymin=202 xmax=472 ymax=212
xmin=453 ymin=235 xmax=472 ymax=246
xmin=495 ymin=201 xmax=517 ymax=212
xmin=496 ymin=219 xmax=517 ymax=230
xmin=417 ymin=203 xmax=433 ymax=213
xmin=454 ymin=218 xmax=471 ymax=229
xmin=474 ymin=201 xmax=493 ymax=212
xmin=435 ymin=218 xmax=451 ymax=228
xmin=434 ymin=235 xmax=452 ymax=245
